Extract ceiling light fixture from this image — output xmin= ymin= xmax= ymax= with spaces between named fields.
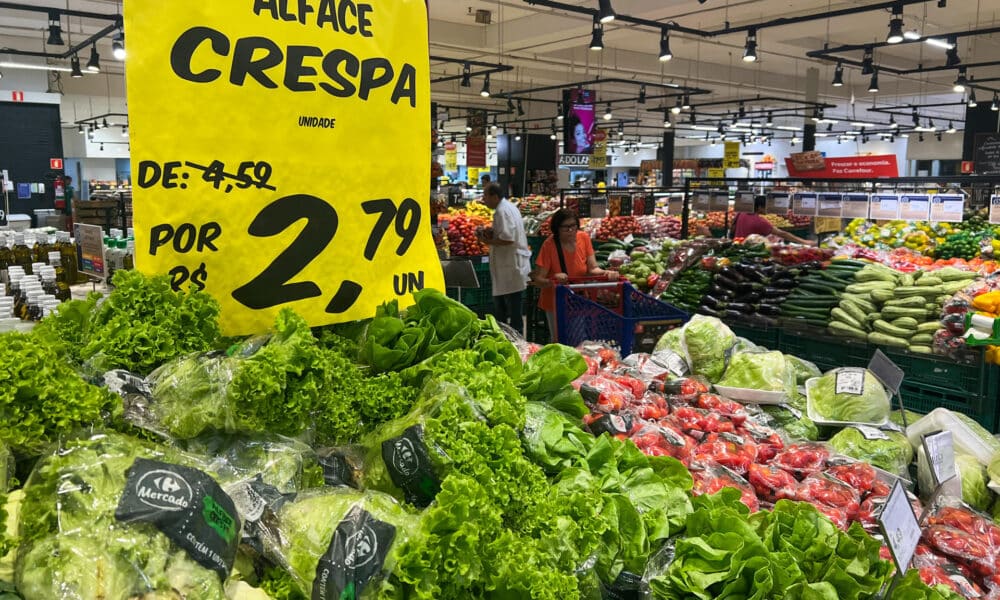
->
xmin=480 ymin=73 xmax=491 ymax=97
xmin=112 ymin=32 xmax=126 ymax=60
xmin=861 ymin=46 xmax=874 ymax=75
xmin=681 ymin=94 xmax=691 ymax=110
xmin=460 ymin=63 xmax=471 ymax=87
xmin=945 ymin=38 xmax=961 ymax=67
xmin=765 ymin=112 xmax=774 ymax=127
xmin=590 ymin=18 xmax=604 ymax=51
xmin=597 ymin=0 xmax=616 ymax=24
xmin=603 ymin=103 xmax=613 ymax=120
xmin=953 ymin=67 xmax=967 ymax=93
xmin=659 ymin=28 xmax=673 ymax=61
xmin=517 ymin=99 xmax=525 ymax=116
xmin=47 ymin=11 xmax=64 ymax=46
xmin=671 ymin=97 xmax=682 ymax=115
xmin=556 ymin=104 xmax=564 ymax=121
xmin=832 ymin=61 xmax=844 ymax=87
xmin=491 ymin=117 xmax=498 ymax=131
xmin=867 ymin=68 xmax=879 ymax=93
xmin=663 ymin=112 xmax=672 ymax=128
xmin=903 ymin=28 xmax=921 ymax=40
xmin=968 ymin=86 xmax=978 ymax=108
xmin=77 ymin=124 xmax=84 ymax=134
xmin=925 ymin=37 xmax=954 ymax=49
xmin=993 ymin=92 xmax=1000 ymax=112
xmin=889 ymin=115 xmax=898 ymax=128
xmin=886 ymin=4 xmax=905 ymax=44
xmin=70 ymin=54 xmax=83 ymax=78
xmin=617 ymin=121 xmax=625 ymax=136
xmin=86 ymin=45 xmax=100 ymax=73
xmin=638 ymin=84 xmax=646 ymax=104
xmin=742 ymin=28 xmax=758 ymax=62
xmin=122 ymin=125 xmax=128 ymax=137
xmin=947 ymin=121 xmax=956 ymax=133
xmin=689 ymin=110 xmax=696 ymax=124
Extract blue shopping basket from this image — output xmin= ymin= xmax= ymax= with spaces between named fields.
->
xmin=555 ymin=280 xmax=689 ymax=356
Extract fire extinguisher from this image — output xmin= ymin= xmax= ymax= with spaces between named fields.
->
xmin=54 ymin=177 xmax=66 ymax=210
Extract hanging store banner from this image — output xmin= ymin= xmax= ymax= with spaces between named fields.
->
xmin=125 ymin=0 xmax=442 ymax=335
xmin=723 ymin=141 xmax=740 ymax=169
xmin=589 ymin=129 xmax=608 ymax=169
xmin=444 ymin=142 xmax=458 ymax=172
xmin=785 ymin=154 xmax=899 ymax=179
xmin=466 ymin=110 xmax=487 ymax=168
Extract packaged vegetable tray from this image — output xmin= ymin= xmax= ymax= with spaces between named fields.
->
xmin=804 ymin=368 xmax=891 ymax=427
xmin=905 ymin=408 xmax=1000 ymax=467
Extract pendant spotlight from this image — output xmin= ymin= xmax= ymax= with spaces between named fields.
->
xmin=597 ymin=0 xmax=616 ymax=24
xmin=658 ymin=28 xmax=673 ymax=62
xmin=671 ymin=97 xmax=682 ymax=115
xmin=112 ymin=32 xmax=125 ymax=60
xmin=886 ymin=3 xmax=905 ymax=44
xmin=831 ymin=61 xmax=844 ymax=87
xmin=86 ymin=45 xmax=100 ymax=73
xmin=742 ymin=28 xmax=758 ymax=63
xmin=953 ymin=67 xmax=967 ymax=93
xmin=480 ymin=73 xmax=491 ymax=97
xmin=460 ymin=63 xmax=471 ymax=87
xmin=70 ymin=54 xmax=83 ymax=78
xmin=945 ymin=37 xmax=961 ymax=67
xmin=603 ymin=103 xmax=613 ymax=120
xmin=589 ymin=18 xmax=604 ymax=51
xmin=47 ymin=11 xmax=64 ymax=46
xmin=867 ymin=68 xmax=879 ymax=93
xmin=861 ymin=46 xmax=874 ymax=75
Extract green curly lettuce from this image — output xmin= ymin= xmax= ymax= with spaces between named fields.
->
xmin=29 ymin=292 xmax=100 ymax=363
xmin=828 ymin=427 xmax=914 ymax=476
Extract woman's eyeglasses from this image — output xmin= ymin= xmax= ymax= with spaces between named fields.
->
xmin=559 ymin=224 xmax=579 ymax=231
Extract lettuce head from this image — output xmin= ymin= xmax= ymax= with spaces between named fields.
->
xmin=807 ymin=369 xmax=890 ymax=424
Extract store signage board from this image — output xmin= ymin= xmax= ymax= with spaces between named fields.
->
xmin=877 ymin=480 xmax=921 ymax=574
xmin=765 ymin=192 xmax=790 ymax=215
xmin=74 ymin=223 xmax=106 ymax=281
xmin=899 ymin=194 xmax=930 ymax=222
xmin=692 ymin=191 xmax=712 ymax=212
xmin=973 ymin=133 xmax=1000 ymax=176
xmin=929 ymin=194 xmax=965 ymax=223
xmin=723 ymin=141 xmax=740 ymax=169
xmin=785 ymin=154 xmax=899 ymax=179
xmin=817 ymin=193 xmax=843 ymax=217
xmin=990 ymin=196 xmax=1000 ymax=225
xmin=842 ymin=193 xmax=871 ymax=219
xmin=734 ymin=191 xmax=755 ymax=213
xmin=124 ymin=0 xmax=443 ymax=335
xmin=870 ymin=194 xmax=900 ymax=220
xmin=792 ymin=192 xmax=817 ymax=217
xmin=709 ymin=191 xmax=730 ymax=212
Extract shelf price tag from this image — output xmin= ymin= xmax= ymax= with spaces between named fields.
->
xmin=930 ymin=194 xmax=965 ymax=223
xmin=989 ymin=195 xmax=1000 ymax=225
xmin=765 ymin=192 xmax=790 ymax=214
xmin=734 ymin=191 xmax=755 ymax=213
xmin=877 ymin=480 xmax=921 ymax=574
xmin=125 ymin=0 xmax=443 ymax=335
xmin=817 ymin=192 xmax=843 ymax=217
xmin=922 ymin=430 xmax=957 ymax=487
xmin=870 ymin=194 xmax=900 ymax=220
xmin=792 ymin=192 xmax=817 ymax=217
xmin=841 ymin=193 xmax=871 ymax=218
xmin=899 ymin=194 xmax=931 ymax=221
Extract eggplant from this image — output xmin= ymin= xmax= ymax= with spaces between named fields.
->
xmin=701 ymin=295 xmax=727 ymax=310
xmin=697 ymin=305 xmax=722 ymax=318
xmin=736 ymin=263 xmax=769 ymax=283
xmin=757 ymin=303 xmax=782 ymax=316
xmin=718 ymin=266 xmax=746 ymax=282
xmin=734 ymin=281 xmax=763 ymax=295
xmin=737 ymin=291 xmax=762 ymax=304
xmin=771 ymin=278 xmax=797 ymax=289
xmin=714 ymin=274 xmax=743 ymax=291
xmin=726 ymin=302 xmax=755 ymax=314
xmin=772 ymin=269 xmax=798 ymax=280
xmin=722 ymin=309 xmax=744 ymax=321
xmin=762 ymin=287 xmax=790 ymax=299
xmin=708 ymin=284 xmax=735 ymax=298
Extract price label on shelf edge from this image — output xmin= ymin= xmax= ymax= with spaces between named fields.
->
xmin=930 ymin=194 xmax=965 ymax=223
xmin=922 ymin=430 xmax=958 ymax=487
xmin=734 ymin=191 xmax=755 ymax=213
xmin=765 ymin=192 xmax=790 ymax=215
xmin=125 ymin=0 xmax=443 ymax=335
xmin=870 ymin=194 xmax=900 ymax=221
xmin=792 ymin=192 xmax=818 ymax=217
xmin=841 ymin=193 xmax=871 ymax=219
xmin=991 ymin=196 xmax=1000 ymax=225
xmin=877 ymin=480 xmax=921 ymax=574
xmin=817 ymin=193 xmax=843 ymax=217
xmin=899 ymin=194 xmax=931 ymax=222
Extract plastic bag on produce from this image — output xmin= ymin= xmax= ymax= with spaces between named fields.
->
xmin=691 ymin=432 xmax=759 ymax=475
xmin=315 ymin=446 xmax=366 ymax=489
xmin=626 ymin=422 xmax=696 ymax=463
xmin=257 ymin=487 xmax=419 ymax=600
xmin=906 ymin=408 xmax=1000 ymax=467
xmin=688 ymin=463 xmax=759 ymax=512
xmin=828 ymin=426 xmax=914 ymax=477
xmin=716 ymin=350 xmax=797 ymax=398
xmin=576 ymin=374 xmax=636 ymax=413
xmin=735 ymin=418 xmax=785 ymax=462
xmin=805 ymin=368 xmax=892 ymax=426
xmin=608 ymin=249 xmax=629 ymax=268
xmin=618 ymin=352 xmax=673 ymax=383
xmin=664 ymin=405 xmax=737 ymax=440
xmin=522 ymin=401 xmax=596 ymax=475
xmin=917 ymin=447 xmax=995 ymax=511
xmin=576 ymin=342 xmax=623 ymax=371
xmin=771 ymin=442 xmax=831 ymax=480
xmin=785 ymin=354 xmax=821 ymax=385
xmin=824 ymin=461 xmax=880 ymax=497
xmin=14 ymin=432 xmax=243 ymax=600
xmin=747 ymin=463 xmax=798 ymax=503
xmin=795 ymin=472 xmax=862 ymax=524
xmin=911 ymin=554 xmax=986 ymax=599
xmin=924 ymin=504 xmax=1000 ymax=574
xmin=652 ymin=315 xmax=736 ymax=383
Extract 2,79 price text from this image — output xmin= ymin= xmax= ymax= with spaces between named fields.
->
xmin=154 ymin=194 xmax=425 ymax=314
xmin=137 ymin=160 xmax=276 ymax=194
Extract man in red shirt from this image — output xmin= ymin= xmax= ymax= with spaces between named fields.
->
xmin=732 ymin=195 xmax=815 ymax=245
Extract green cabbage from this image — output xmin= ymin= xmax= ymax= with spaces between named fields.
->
xmin=785 ymin=355 xmax=821 ymax=386
xmin=717 ymin=351 xmax=795 ymax=397
xmin=674 ymin=315 xmax=735 ymax=382
xmin=807 ymin=369 xmax=890 ymax=424
xmin=828 ymin=427 xmax=913 ymax=476
xmin=760 ymin=404 xmax=819 ymax=441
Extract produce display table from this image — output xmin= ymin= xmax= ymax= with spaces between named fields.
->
xmin=732 ymin=321 xmax=1000 ymax=431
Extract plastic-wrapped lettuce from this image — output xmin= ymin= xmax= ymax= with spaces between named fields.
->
xmin=828 ymin=426 xmax=914 ymax=476
xmin=806 ymin=368 xmax=890 ymax=425
xmin=917 ymin=448 xmax=994 ymax=511
xmin=655 ymin=315 xmax=735 ymax=382
xmin=760 ymin=403 xmax=819 ymax=441
xmin=15 ymin=433 xmax=242 ymax=600
xmin=716 ymin=350 xmax=796 ymax=397
xmin=785 ymin=354 xmax=821 ymax=386
xmin=260 ymin=488 xmax=418 ymax=599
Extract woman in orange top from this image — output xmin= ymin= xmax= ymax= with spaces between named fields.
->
xmin=531 ymin=208 xmax=617 ymax=342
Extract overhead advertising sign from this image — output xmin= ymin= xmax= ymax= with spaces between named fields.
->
xmin=723 ymin=141 xmax=740 ymax=169
xmin=126 ymin=0 xmax=443 ymax=335
xmin=466 ymin=110 xmax=487 ymax=168
xmin=563 ymin=88 xmax=595 ymax=156
xmin=444 ymin=142 xmax=458 ymax=172
xmin=590 ymin=128 xmax=608 ymax=169
xmin=785 ymin=154 xmax=899 ymax=179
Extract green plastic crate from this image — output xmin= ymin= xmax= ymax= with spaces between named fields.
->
xmin=525 ymin=286 xmax=550 ymax=344
xmin=776 ymin=329 xmax=871 ymax=373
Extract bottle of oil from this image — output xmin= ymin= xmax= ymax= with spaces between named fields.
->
xmin=47 ymin=252 xmax=71 ymax=301
xmin=123 ymin=240 xmax=134 ymax=271
xmin=0 ymin=238 xmax=12 ymax=281
xmin=32 ymin=234 xmax=52 ymax=264
xmin=57 ymin=232 xmax=79 ymax=284
xmin=12 ymin=234 xmax=32 ymax=275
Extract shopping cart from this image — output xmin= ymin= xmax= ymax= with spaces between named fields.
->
xmin=555 ymin=277 xmax=689 ymax=356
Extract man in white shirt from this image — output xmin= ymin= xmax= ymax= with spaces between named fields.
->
xmin=477 ymin=183 xmax=531 ymax=335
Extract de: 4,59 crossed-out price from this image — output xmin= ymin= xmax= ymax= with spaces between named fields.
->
xmin=136 ymin=159 xmax=275 ymax=194
xmin=231 ymin=194 xmax=424 ymax=314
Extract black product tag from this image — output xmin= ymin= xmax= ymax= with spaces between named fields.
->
xmin=319 ymin=452 xmax=358 ymax=488
xmin=854 ymin=425 xmax=891 ymax=441
xmin=602 ymin=570 xmax=642 ymax=600
xmin=587 ymin=413 xmax=634 ymax=437
xmin=115 ymin=458 xmax=241 ymax=580
xmin=103 ymin=369 xmax=152 ymax=401
xmin=835 ymin=368 xmax=865 ymax=395
xmin=228 ymin=477 xmax=288 ymax=556
xmin=312 ymin=506 xmax=396 ymax=600
xmin=381 ymin=425 xmax=441 ymax=508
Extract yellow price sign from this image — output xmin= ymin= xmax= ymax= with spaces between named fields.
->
xmin=724 ymin=141 xmax=741 ymax=169
xmin=125 ymin=0 xmax=443 ymax=335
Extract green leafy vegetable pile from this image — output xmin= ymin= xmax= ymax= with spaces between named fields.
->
xmin=717 ymin=350 xmax=796 ymax=397
xmin=0 ymin=332 xmax=116 ymax=455
xmin=807 ymin=368 xmax=891 ymax=424
xmin=829 ymin=427 xmax=913 ymax=476
xmin=646 ymin=489 xmax=893 ymax=600
xmin=654 ymin=315 xmax=735 ymax=382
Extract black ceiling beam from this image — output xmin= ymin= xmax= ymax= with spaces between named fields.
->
xmin=505 ymin=77 xmax=709 ymax=97
xmin=429 ymin=55 xmax=514 ymax=84
xmin=0 ymin=21 xmax=119 ymax=60
xmin=0 ymin=2 xmax=121 ymax=22
xmin=523 ymin=0 xmax=705 ymax=36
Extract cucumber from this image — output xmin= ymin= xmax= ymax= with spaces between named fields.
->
xmin=829 ymin=321 xmax=869 ymax=341
xmin=915 ymin=276 xmax=943 ymax=287
xmin=870 ymin=289 xmax=895 ymax=303
xmin=829 ymin=259 xmax=870 ymax=269
xmin=894 ymin=286 xmax=943 ymax=298
xmin=868 ymin=331 xmax=909 ymax=348
xmin=598 ymin=243 xmax=625 ymax=252
xmin=839 ymin=299 xmax=869 ymax=325
xmin=942 ymin=280 xmax=973 ymax=294
xmin=846 ymin=281 xmax=895 ymax=294
xmin=841 ymin=294 xmax=877 ymax=313
xmin=884 ymin=296 xmax=927 ymax=309
xmin=831 ymin=307 xmax=864 ymax=330
xmin=857 ymin=270 xmax=898 ymax=283
xmin=916 ymin=321 xmax=941 ymax=334
xmin=873 ymin=319 xmax=914 ymax=338
xmin=911 ymin=333 xmax=934 ymax=344
xmin=781 ymin=298 xmax=840 ymax=308
xmin=908 ymin=345 xmax=934 ymax=354
xmin=899 ymin=273 xmax=914 ymax=287
xmin=881 ymin=305 xmax=929 ymax=320
xmin=799 ymin=282 xmax=843 ymax=295
xmin=890 ymin=316 xmax=920 ymax=330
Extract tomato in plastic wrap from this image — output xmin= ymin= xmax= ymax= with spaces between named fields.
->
xmin=736 ymin=421 xmax=785 ymax=463
xmin=869 ymin=479 xmax=892 ymax=498
xmin=692 ymin=432 xmax=759 ymax=475
xmin=636 ymin=392 xmax=670 ymax=421
xmin=671 ymin=406 xmax=736 ymax=435
xmin=695 ymin=393 xmax=748 ymax=426
xmin=690 ymin=465 xmax=760 ymax=512
xmin=929 ymin=506 xmax=1000 ymax=549
xmin=923 ymin=524 xmax=996 ymax=579
xmin=772 ymin=443 xmax=831 ymax=479
xmin=796 ymin=474 xmax=861 ymax=521
xmin=747 ymin=463 xmax=798 ymax=503
xmin=825 ymin=462 xmax=877 ymax=495
xmin=630 ymin=423 xmax=694 ymax=463
xmin=814 ymin=503 xmax=850 ymax=530
xmin=612 ymin=374 xmax=648 ymax=399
